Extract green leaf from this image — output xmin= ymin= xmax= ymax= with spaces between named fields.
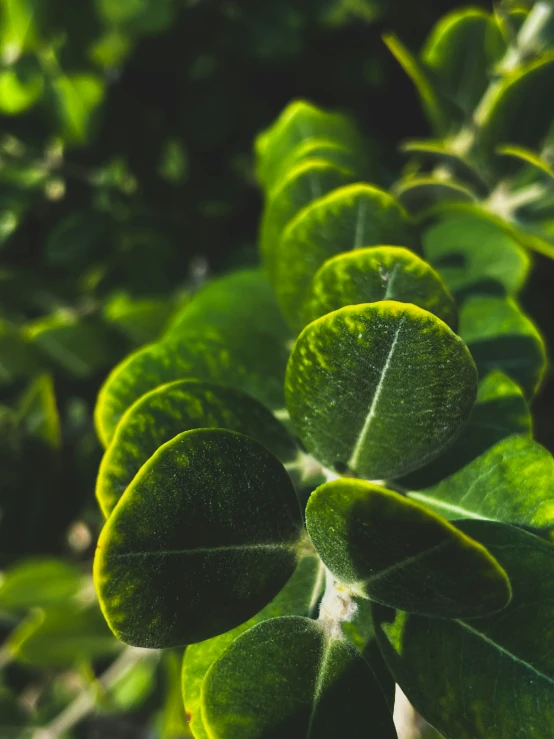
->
xmin=383 ymin=34 xmax=456 ymax=135
xmin=94 ymin=429 xmax=303 ymax=648
xmin=400 ymin=140 xmax=488 ymax=193
xmin=275 ymin=139 xmax=368 ymax=192
xmin=421 ymin=9 xmax=505 ymax=113
xmin=374 ymin=521 xmax=554 ymax=739
xmin=0 ymin=318 xmax=41 ymax=385
xmin=394 ymin=177 xmax=478 ymax=214
xmin=478 ymin=55 xmax=554 ymax=160
xmin=26 ymin=313 xmax=116 ymax=379
xmin=17 ymin=373 xmax=61 ymax=450
xmin=97 ymin=379 xmax=297 ymax=518
xmin=0 ymin=64 xmax=43 ymax=115
xmin=8 ymin=603 xmax=118 ymax=667
xmin=423 ymin=213 xmax=531 ymax=297
xmin=496 ymin=143 xmax=554 ymax=181
xmin=260 ymin=160 xmax=355 ymax=277
xmin=202 ymin=616 xmax=397 ymax=739
xmin=255 ymin=100 xmax=363 ymax=192
xmin=409 ymin=435 xmax=554 ymax=540
xmin=95 ymin=324 xmax=289 ymax=448
xmin=103 ymin=292 xmax=175 ymax=346
xmin=458 ymin=295 xmax=547 ymax=397
xmin=182 ymin=554 xmax=324 ymax=739
xmin=0 ymin=558 xmax=81 ymax=611
xmin=306 ymin=480 xmax=511 ymax=618
xmin=275 ymin=183 xmax=417 ymax=331
xmin=302 ymin=246 xmax=457 ymax=329
xmin=164 ymin=269 xmax=290 ymax=348
xmin=286 ymin=301 xmax=477 ymax=480
xmin=156 ymin=651 xmax=193 ymax=739
xmin=401 ymin=370 xmax=532 ymax=489
xmin=51 ymin=73 xmax=105 ymax=145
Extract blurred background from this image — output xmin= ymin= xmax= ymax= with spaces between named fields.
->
xmin=0 ymin=0 xmax=552 ymax=737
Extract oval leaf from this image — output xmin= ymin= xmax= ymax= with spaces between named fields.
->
xmin=97 ymin=379 xmax=297 ymax=517
xmin=260 ymin=160 xmax=355 ymax=277
xmin=202 ymin=616 xmax=397 ymax=739
xmin=306 ymin=479 xmax=511 ymax=618
xmin=94 ymin=429 xmax=303 ymax=648
xmin=286 ymin=301 xmax=477 ymax=480
xmin=302 ymin=246 xmax=457 ymax=329
xmin=275 ymin=183 xmax=417 ymax=331
xmin=374 ymin=521 xmax=554 ymax=739
xmin=182 ymin=554 xmax=324 ymax=739
xmin=95 ymin=326 xmax=288 ymax=447
xmin=409 ymin=435 xmax=554 ymax=540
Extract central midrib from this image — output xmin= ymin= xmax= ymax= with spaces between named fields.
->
xmin=112 ymin=542 xmax=294 ymax=560
xmin=348 ymin=318 xmax=404 ymax=470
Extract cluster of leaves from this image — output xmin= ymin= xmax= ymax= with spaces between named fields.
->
xmin=91 ymin=5 xmax=554 ymax=739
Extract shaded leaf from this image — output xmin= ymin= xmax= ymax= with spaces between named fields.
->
xmin=423 ymin=213 xmax=531 ymax=297
xmin=374 ymin=521 xmax=554 ymax=739
xmin=302 ymin=246 xmax=457 ymax=329
xmin=0 ymin=558 xmax=81 ymax=611
xmin=458 ymin=295 xmax=547 ymax=397
xmin=286 ymin=301 xmax=477 ymax=480
xmin=51 ymin=73 xmax=105 ymax=145
xmin=306 ymin=480 xmax=510 ymax=618
xmin=94 ymin=429 xmax=303 ymax=648
xmin=395 ymin=177 xmax=478 ymax=214
xmin=182 ymin=554 xmax=324 ymax=739
xmin=202 ymin=616 xmax=397 ymax=739
xmin=17 ymin=373 xmax=61 ymax=449
xmin=97 ymin=379 xmax=297 ymax=517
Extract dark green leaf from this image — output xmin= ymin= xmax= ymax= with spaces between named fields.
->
xmin=306 ymin=480 xmax=511 ymax=618
xmin=374 ymin=521 xmax=554 ymax=739
xmin=94 ymin=429 xmax=303 ymax=648
xmin=286 ymin=301 xmax=477 ymax=480
xmin=96 ymin=379 xmax=297 ymax=517
xmin=182 ymin=554 xmax=324 ymax=739
xmin=458 ymin=295 xmax=547 ymax=397
xmin=302 ymin=246 xmax=457 ymax=329
xmin=0 ymin=318 xmax=41 ymax=385
xmin=395 ymin=177 xmax=478 ymax=214
xmin=275 ymin=183 xmax=417 ymax=331
xmin=409 ymin=435 xmax=554 ymax=540
xmin=202 ymin=616 xmax=397 ymax=739
xmin=17 ymin=373 xmax=61 ymax=450
xmin=95 ymin=324 xmax=289 ymax=448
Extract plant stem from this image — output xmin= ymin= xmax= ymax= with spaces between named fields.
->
xmin=32 ymin=647 xmax=159 ymax=739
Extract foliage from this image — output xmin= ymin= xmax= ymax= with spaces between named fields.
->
xmin=2 ymin=1 xmax=554 ymax=738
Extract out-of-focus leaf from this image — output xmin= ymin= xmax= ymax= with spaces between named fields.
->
xmin=0 ymin=62 xmax=43 ymax=114
xmin=51 ymin=73 xmax=105 ymax=145
xmin=496 ymin=143 xmax=554 ymax=180
xmin=17 ymin=373 xmax=61 ymax=449
xmin=45 ymin=209 xmax=113 ymax=266
xmin=0 ymin=318 xmax=41 ymax=385
xmin=395 ymin=176 xmax=478 ymax=214
xmin=103 ymin=292 xmax=174 ymax=346
xmin=383 ymin=34 xmax=457 ymax=135
xmin=423 ymin=213 xmax=531 ymax=297
xmin=400 ymin=140 xmax=489 ymax=193
xmin=94 ymin=429 xmax=303 ymax=648
xmin=0 ymin=558 xmax=81 ymax=611
xmin=458 ymin=295 xmax=547 ymax=397
xmin=421 ymin=8 xmax=505 ymax=113
xmin=286 ymin=301 xmax=477 ymax=480
xmin=8 ymin=603 xmax=119 ymax=667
